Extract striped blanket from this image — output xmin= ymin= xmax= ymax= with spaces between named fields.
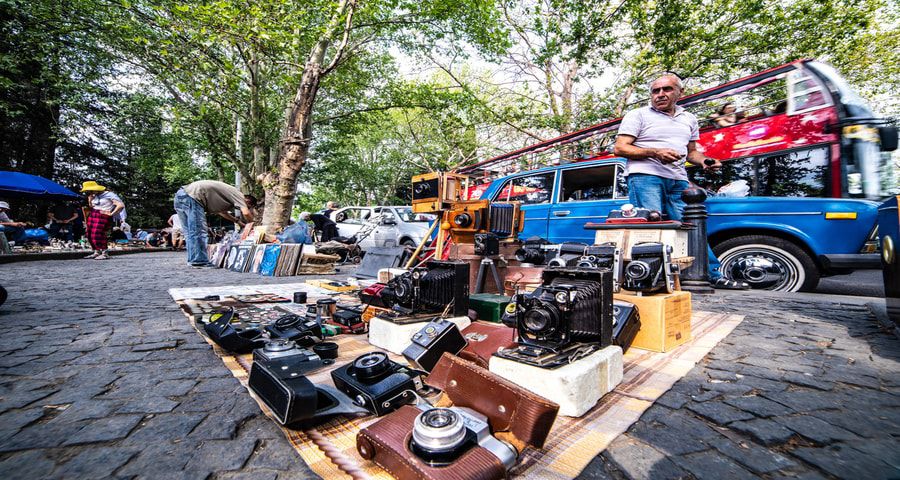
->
xmin=171 ymin=286 xmax=742 ymax=479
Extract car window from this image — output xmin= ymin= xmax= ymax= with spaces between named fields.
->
xmin=494 ymin=172 xmax=554 ymax=205
xmin=337 ymin=208 xmax=370 ymax=224
xmin=395 ymin=207 xmax=436 ymax=223
xmin=560 ymin=165 xmax=617 ymax=202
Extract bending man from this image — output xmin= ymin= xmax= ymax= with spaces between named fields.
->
xmin=174 ymin=180 xmax=257 ymax=267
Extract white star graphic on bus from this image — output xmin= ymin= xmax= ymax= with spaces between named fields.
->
xmin=800 ymin=114 xmax=818 ymax=123
xmin=713 ymin=133 xmax=725 ymax=142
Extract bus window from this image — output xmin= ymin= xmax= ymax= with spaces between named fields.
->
xmin=788 ymin=71 xmax=831 ymax=114
xmin=560 ymin=165 xmax=616 ymax=202
xmin=689 ymin=146 xmax=829 ymax=197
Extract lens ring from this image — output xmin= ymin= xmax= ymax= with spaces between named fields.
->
xmin=353 ymin=351 xmax=390 ymax=380
xmin=264 ymin=339 xmax=295 ymax=352
xmin=453 ymin=213 xmax=472 ymax=227
xmin=412 ymin=408 xmax=467 ymax=453
xmin=626 ymin=261 xmax=650 ymax=280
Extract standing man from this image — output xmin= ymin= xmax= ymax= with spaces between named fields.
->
xmin=48 ymin=201 xmax=79 ymax=242
xmin=614 ymin=73 xmax=748 ymax=289
xmin=174 ymin=180 xmax=257 ymax=267
xmin=0 ymin=201 xmax=26 ymax=245
xmin=320 ymin=201 xmax=338 ymax=219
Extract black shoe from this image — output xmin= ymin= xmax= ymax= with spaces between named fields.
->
xmin=713 ymin=277 xmax=751 ymax=290
xmin=190 ymin=262 xmax=216 ymax=268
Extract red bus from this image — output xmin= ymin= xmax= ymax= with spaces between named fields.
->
xmin=463 ymin=59 xmax=897 ymax=201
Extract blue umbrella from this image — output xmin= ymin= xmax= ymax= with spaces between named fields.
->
xmin=0 ymin=171 xmax=82 ymax=200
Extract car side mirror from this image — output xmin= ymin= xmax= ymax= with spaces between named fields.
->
xmin=382 ymin=216 xmax=397 ymax=225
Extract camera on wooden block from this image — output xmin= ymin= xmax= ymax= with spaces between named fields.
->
xmin=402 ymin=319 xmax=468 ymax=372
xmin=473 ymin=233 xmax=499 ymax=256
xmin=622 ymin=242 xmax=678 ymax=294
xmin=330 ymin=351 xmax=425 ymax=416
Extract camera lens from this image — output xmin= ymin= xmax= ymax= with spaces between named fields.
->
xmin=576 ymin=259 xmax=594 ymax=268
xmin=625 ymin=261 xmax=651 ymax=280
xmin=412 ymin=408 xmax=467 ymax=453
xmin=353 ymin=352 xmax=390 ymax=381
xmin=274 ymin=314 xmax=303 ymax=328
xmin=547 ymin=257 xmax=567 ymax=267
xmin=515 ymin=247 xmax=543 ymax=264
xmin=264 ymin=339 xmax=295 ymax=352
xmin=522 ymin=306 xmax=558 ymax=335
xmin=453 ymin=213 xmax=472 ymax=228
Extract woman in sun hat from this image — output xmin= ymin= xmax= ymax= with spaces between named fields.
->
xmin=81 ymin=181 xmax=125 ymax=260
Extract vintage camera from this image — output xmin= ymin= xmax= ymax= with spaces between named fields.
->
xmin=252 ymin=339 xmax=326 ymax=369
xmin=473 ymin=233 xmax=499 ymax=256
xmin=381 ymin=261 xmax=469 ymax=317
xmin=411 ymin=172 xmax=468 ymax=213
xmin=407 ymin=405 xmax=517 ymax=468
xmin=331 ymin=351 xmax=426 ymax=416
xmin=514 ymin=237 xmax=551 ymax=264
xmin=402 ymin=319 xmax=468 ymax=372
xmin=488 ymin=202 xmax=524 ymax=238
xmin=576 ymin=243 xmax=623 ymax=291
xmin=622 ymin=242 xmax=678 ymax=294
xmin=203 ymin=309 xmax=266 ymax=354
xmin=249 ymin=345 xmax=361 ymax=426
xmin=265 ymin=313 xmax=323 ymax=346
xmin=507 ymin=268 xmax=613 ymax=351
xmin=445 ymin=200 xmax=490 ymax=244
xmin=606 ymin=203 xmax=663 ymax=223
xmin=612 ymin=300 xmax=641 ymax=353
xmin=330 ymin=305 xmax=368 ymax=334
xmin=360 ymin=283 xmax=390 ymax=308
xmin=546 ymin=242 xmax=590 ymax=267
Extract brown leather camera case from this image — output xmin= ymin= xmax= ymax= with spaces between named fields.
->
xmin=458 ymin=321 xmax=517 ymax=369
xmin=357 ymin=354 xmax=559 ymax=480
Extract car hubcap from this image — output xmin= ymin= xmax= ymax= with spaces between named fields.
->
xmin=720 ymin=249 xmax=799 ymax=291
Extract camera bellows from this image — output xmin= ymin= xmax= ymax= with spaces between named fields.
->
xmin=418 ymin=264 xmax=466 ymax=313
xmin=489 ymin=204 xmax=515 ymax=237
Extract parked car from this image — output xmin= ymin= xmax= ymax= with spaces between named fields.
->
xmin=330 ymin=206 xmax=436 ymax=250
xmin=478 ymin=158 xmax=880 ymax=292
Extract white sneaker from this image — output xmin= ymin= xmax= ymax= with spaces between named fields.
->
xmin=94 ymin=252 xmax=109 ymax=260
xmin=85 ymin=252 xmax=99 ymax=259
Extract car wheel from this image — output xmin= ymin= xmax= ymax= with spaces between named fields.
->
xmin=713 ymin=235 xmax=819 ymax=292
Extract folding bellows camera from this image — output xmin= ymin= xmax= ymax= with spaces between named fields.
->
xmin=380 ymin=260 xmax=469 ymax=317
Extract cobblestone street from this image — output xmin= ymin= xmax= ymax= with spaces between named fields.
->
xmin=0 ymin=252 xmax=898 ymax=479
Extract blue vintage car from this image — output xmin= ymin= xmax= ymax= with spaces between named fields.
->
xmin=480 ymin=158 xmax=880 ymax=292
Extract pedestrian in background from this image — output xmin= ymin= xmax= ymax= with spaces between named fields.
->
xmin=80 ymin=181 xmax=126 ymax=260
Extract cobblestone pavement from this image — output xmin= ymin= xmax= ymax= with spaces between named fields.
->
xmin=0 ymin=252 xmax=897 ymax=479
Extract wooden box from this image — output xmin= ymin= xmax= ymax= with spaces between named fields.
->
xmin=594 ymin=228 xmax=688 ymax=259
xmin=616 ymin=290 xmax=692 ymax=352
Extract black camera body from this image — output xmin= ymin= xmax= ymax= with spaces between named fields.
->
xmin=402 ymin=319 xmax=468 ymax=372
xmin=473 ymin=233 xmax=499 ymax=256
xmin=381 ymin=261 xmax=469 ymax=317
xmin=575 ymin=243 xmax=623 ymax=290
xmin=612 ymin=300 xmax=641 ymax=353
xmin=511 ymin=267 xmax=613 ymax=351
xmin=265 ymin=314 xmax=323 ymax=346
xmin=203 ymin=309 xmax=266 ymax=354
xmin=331 ymin=351 xmax=425 ymax=416
xmin=622 ymin=242 xmax=678 ymax=294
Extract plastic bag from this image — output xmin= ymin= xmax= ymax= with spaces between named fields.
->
xmin=276 ymin=222 xmax=312 ymax=244
xmin=717 ymin=180 xmax=750 ymax=198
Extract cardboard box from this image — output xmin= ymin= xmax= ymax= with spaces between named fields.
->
xmin=595 ymin=228 xmax=688 ymax=259
xmin=617 ymin=290 xmax=692 ymax=352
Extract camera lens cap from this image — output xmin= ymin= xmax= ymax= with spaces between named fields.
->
xmin=313 ymin=342 xmax=339 ymax=360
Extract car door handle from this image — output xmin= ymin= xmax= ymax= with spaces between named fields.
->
xmin=553 ymin=211 xmax=570 ymax=217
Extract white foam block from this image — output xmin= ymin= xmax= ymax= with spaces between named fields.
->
xmin=377 ymin=268 xmax=408 ymax=283
xmin=368 ymin=316 xmax=472 ymax=354
xmin=488 ymin=345 xmax=623 ymax=418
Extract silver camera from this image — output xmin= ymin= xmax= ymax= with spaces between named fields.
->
xmin=253 ymin=339 xmax=322 ymax=365
xmin=409 ymin=405 xmax=518 ymax=469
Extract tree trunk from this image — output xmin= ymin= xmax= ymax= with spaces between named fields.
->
xmin=265 ymin=0 xmax=354 ymax=229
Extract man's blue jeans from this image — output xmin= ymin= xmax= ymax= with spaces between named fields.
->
xmin=0 ymin=225 xmax=25 ymax=244
xmin=626 ymin=174 xmax=722 ymax=280
xmin=174 ymin=188 xmax=210 ymax=265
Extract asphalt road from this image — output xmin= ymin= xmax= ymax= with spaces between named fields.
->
xmin=814 ymin=269 xmax=885 ymax=298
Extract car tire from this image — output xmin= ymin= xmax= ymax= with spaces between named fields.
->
xmin=713 ymin=235 xmax=819 ymax=292
xmin=401 ymin=239 xmax=417 ymax=249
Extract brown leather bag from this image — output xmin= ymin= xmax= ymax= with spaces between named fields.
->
xmin=357 ymin=354 xmax=559 ymax=480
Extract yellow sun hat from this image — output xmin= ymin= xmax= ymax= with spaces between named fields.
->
xmin=80 ymin=181 xmax=107 ymax=192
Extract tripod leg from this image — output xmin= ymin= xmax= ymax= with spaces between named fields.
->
xmin=474 ymin=260 xmax=487 ymax=294
xmin=490 ymin=262 xmax=503 ymax=293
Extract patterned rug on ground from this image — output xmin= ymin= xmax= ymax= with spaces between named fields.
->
xmin=170 ymin=283 xmax=744 ymax=480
